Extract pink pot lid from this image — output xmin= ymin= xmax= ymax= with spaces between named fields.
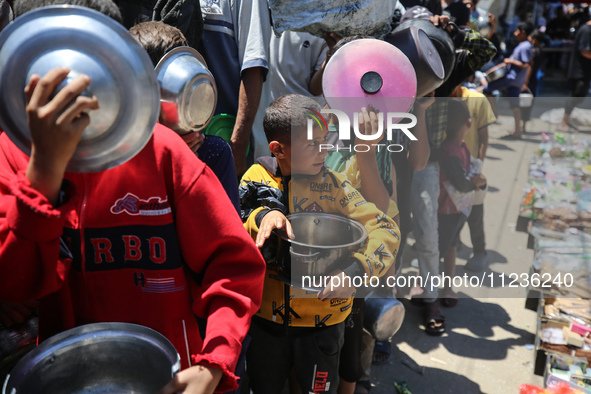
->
xmin=322 ymin=39 xmax=417 ymax=117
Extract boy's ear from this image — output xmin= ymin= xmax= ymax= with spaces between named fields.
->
xmin=269 ymin=141 xmax=287 ymax=159
xmin=467 ymin=118 xmax=473 ymax=128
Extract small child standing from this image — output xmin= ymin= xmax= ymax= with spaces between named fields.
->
xmin=483 ymin=21 xmax=534 ymax=139
xmin=438 ymin=99 xmax=487 ymax=307
xmin=239 ymin=94 xmax=400 ymax=393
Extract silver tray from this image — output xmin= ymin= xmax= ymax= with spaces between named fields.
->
xmin=0 ymin=6 xmax=160 ymax=172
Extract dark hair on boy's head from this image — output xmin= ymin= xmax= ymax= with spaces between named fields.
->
xmin=263 ymin=94 xmax=322 ymax=144
xmin=517 ymin=21 xmax=534 ymax=36
xmin=332 ymin=35 xmax=375 ymax=54
xmin=446 ymin=99 xmax=471 ymax=138
xmin=130 ymin=21 xmax=188 ymax=67
xmin=14 ymin=0 xmax=122 ymax=23
xmin=530 ymin=29 xmax=545 ymax=42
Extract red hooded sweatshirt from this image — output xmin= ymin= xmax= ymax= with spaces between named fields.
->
xmin=0 ymin=124 xmax=265 ymax=392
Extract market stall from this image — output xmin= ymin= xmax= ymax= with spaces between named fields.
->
xmin=517 ymin=131 xmax=591 ymax=392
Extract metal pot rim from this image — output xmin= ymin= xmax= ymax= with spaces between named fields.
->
xmin=155 ymin=46 xmax=209 ymax=73
xmin=0 ymin=5 xmax=160 ymax=173
xmin=276 ymin=212 xmax=368 ymax=250
xmin=3 ymin=322 xmax=180 ymax=394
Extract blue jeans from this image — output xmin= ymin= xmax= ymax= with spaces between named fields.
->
xmin=410 ymin=162 xmax=440 ymax=301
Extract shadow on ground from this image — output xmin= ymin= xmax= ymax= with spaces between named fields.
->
xmin=370 ymin=296 xmax=534 ymax=393
xmin=372 ymin=347 xmax=484 ymax=393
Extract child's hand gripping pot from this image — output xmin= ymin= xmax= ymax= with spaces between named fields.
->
xmin=257 ymin=211 xmax=355 ymax=300
xmin=256 ymin=210 xmax=295 ymax=248
xmin=318 ymin=270 xmax=356 ymax=301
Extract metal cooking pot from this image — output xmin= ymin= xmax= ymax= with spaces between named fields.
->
xmin=394 ymin=18 xmax=456 ymax=85
xmin=2 ymin=323 xmax=180 ymax=394
xmin=0 ymin=6 xmax=160 ymax=173
xmin=275 ymin=213 xmax=368 ymax=291
xmin=364 ymin=295 xmax=405 ymax=341
xmin=384 ymin=25 xmax=445 ymax=97
xmin=474 ymin=15 xmax=492 ymax=37
xmin=485 ymin=64 xmax=507 ymax=83
xmin=156 ymin=47 xmax=217 ymax=134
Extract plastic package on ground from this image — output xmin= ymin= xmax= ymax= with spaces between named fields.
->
xmin=541 ymin=327 xmax=569 ymax=345
xmin=269 ymin=0 xmax=397 ymax=38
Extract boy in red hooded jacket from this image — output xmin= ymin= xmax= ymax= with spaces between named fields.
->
xmin=0 ymin=3 xmax=265 ymax=393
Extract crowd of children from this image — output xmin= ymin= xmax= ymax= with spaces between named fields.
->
xmin=0 ymin=0 xmax=531 ymax=393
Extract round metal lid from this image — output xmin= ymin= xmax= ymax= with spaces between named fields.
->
xmin=322 ymin=39 xmax=416 ymax=117
xmin=0 ymin=5 xmax=160 ymax=173
xmin=155 ymin=46 xmax=217 ymax=134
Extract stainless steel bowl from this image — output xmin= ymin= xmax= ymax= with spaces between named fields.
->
xmin=276 ymin=213 xmax=368 ymax=291
xmin=485 ymin=64 xmax=507 ymax=83
xmin=475 ymin=15 xmax=492 ymax=37
xmin=0 ymin=6 xmax=160 ymax=173
xmin=156 ymin=47 xmax=217 ymax=134
xmin=3 ymin=322 xmax=180 ymax=394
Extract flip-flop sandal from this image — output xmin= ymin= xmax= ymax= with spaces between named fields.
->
xmin=424 ymin=302 xmax=446 ymax=336
xmin=371 ymin=340 xmax=391 ymax=365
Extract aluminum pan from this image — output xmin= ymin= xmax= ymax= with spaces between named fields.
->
xmin=0 ymin=5 xmax=160 ymax=172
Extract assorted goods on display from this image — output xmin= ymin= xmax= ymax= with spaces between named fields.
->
xmin=518 ymin=132 xmax=591 ymax=393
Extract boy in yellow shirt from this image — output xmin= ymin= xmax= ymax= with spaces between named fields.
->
xmin=239 ymin=94 xmax=400 ymax=393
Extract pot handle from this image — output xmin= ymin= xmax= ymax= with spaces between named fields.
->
xmin=172 ymin=354 xmax=181 ymax=375
xmin=290 ymin=248 xmax=321 ymax=264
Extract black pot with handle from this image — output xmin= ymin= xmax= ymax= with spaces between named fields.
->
xmin=384 ymin=25 xmax=445 ymax=97
xmin=393 ymin=18 xmax=456 ymax=85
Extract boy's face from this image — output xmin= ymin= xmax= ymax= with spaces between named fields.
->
xmin=464 ymin=0 xmax=475 ymax=12
xmin=289 ymin=125 xmax=329 ymax=176
xmin=514 ymin=29 xmax=527 ymax=41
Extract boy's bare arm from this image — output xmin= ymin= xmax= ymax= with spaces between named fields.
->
xmin=158 ymin=365 xmax=223 ymax=394
xmin=24 ymin=67 xmax=98 ymax=205
xmin=503 ymin=57 xmax=530 ymax=70
xmin=408 ymin=96 xmax=434 ymax=171
xmin=308 ymin=33 xmax=340 ymax=96
xmin=355 ymin=106 xmax=390 ymax=213
xmin=231 ymin=67 xmax=264 ymax=176
xmin=477 ymin=125 xmax=489 ymax=161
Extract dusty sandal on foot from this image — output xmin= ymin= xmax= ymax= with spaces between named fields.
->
xmin=424 ymin=303 xmax=446 ymax=335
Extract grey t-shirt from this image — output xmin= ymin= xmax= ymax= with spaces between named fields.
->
xmin=568 ymin=23 xmax=591 ymax=80
xmin=268 ymin=31 xmax=327 ymax=102
xmin=506 ymin=40 xmax=531 ymax=86
xmin=200 ymin=0 xmax=271 ymax=116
